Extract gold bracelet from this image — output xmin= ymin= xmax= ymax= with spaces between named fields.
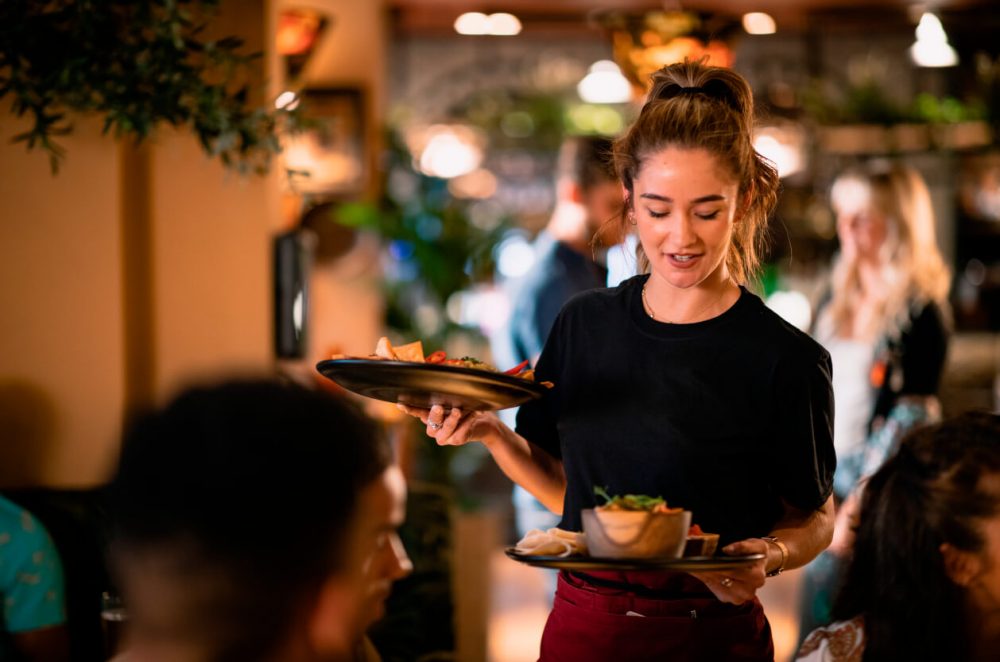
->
xmin=760 ymin=536 xmax=788 ymax=577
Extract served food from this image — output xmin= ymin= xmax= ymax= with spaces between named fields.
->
xmin=509 ymin=490 xmax=719 ymax=561
xmin=592 ymin=486 xmax=684 ymax=514
xmin=332 ymin=336 xmax=551 ymax=387
xmin=514 ymin=528 xmax=587 ymax=558
xmin=583 ymin=487 xmax=691 ymax=559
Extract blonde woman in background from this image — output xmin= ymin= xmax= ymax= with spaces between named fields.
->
xmin=798 ymin=161 xmax=952 ymax=640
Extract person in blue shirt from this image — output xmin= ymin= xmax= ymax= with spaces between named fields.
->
xmin=491 ymin=135 xmax=621 ymax=541
xmin=0 ymin=493 xmax=69 ymax=661
xmin=494 ymin=135 xmax=620 ymax=380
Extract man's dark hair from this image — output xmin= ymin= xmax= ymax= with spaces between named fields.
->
xmin=556 ymin=134 xmax=615 ymax=192
xmin=106 ymin=378 xmax=391 ymax=661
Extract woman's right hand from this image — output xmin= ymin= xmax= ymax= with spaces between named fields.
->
xmin=399 ymin=403 xmax=566 ymax=514
xmin=396 ymin=403 xmax=501 ymax=447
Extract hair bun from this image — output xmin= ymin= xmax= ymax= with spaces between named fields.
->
xmin=646 ymin=64 xmax=747 ymax=118
xmin=675 ymin=86 xmax=706 ymax=95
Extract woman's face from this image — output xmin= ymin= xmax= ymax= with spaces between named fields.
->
xmin=631 ymin=147 xmax=740 ymax=291
xmin=833 ymin=181 xmax=889 ymax=264
xmin=967 ymin=477 xmax=1000 ymax=613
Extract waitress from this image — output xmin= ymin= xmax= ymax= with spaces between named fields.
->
xmin=402 ymin=60 xmax=835 ymax=661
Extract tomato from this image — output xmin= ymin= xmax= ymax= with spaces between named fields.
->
xmin=504 ymin=359 xmax=530 ymax=375
xmin=426 ymin=351 xmax=447 ymax=364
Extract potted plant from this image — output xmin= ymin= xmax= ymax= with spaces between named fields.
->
xmin=0 ymin=0 xmax=296 ymax=173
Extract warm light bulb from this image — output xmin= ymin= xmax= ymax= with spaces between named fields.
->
xmin=742 ymin=12 xmax=776 ymax=35
xmin=577 ymin=60 xmax=632 ymax=104
xmin=915 ymin=12 xmax=947 ymax=42
xmin=454 ymin=11 xmax=521 ymax=36
xmin=274 ymin=91 xmax=300 ymax=111
xmin=416 ymin=125 xmax=484 ymax=179
xmin=488 ymin=13 xmax=522 ymax=36
xmin=909 ymin=12 xmax=958 ymax=67
xmin=454 ymin=12 xmax=490 ymax=35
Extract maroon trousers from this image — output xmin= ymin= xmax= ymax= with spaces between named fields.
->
xmin=539 ymin=571 xmax=774 ymax=662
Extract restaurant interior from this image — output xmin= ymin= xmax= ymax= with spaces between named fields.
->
xmin=2 ymin=0 xmax=1000 ymax=660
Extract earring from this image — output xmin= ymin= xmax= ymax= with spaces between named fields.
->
xmin=628 ymin=212 xmax=637 ymax=226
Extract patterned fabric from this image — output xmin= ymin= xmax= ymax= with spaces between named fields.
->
xmin=797 ymin=617 xmax=866 ymax=662
xmin=0 ymin=494 xmax=66 ymax=633
xmin=833 ymin=399 xmax=940 ymax=499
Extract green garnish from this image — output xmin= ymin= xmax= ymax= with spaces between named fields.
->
xmin=594 ymin=485 xmax=667 ymax=511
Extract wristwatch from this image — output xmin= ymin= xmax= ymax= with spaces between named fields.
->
xmin=760 ymin=536 xmax=788 ymax=577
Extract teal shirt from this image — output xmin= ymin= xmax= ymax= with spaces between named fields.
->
xmin=0 ymin=495 xmax=66 ymax=634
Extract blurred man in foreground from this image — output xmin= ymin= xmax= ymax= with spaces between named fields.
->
xmin=106 ymin=379 xmax=411 ymax=662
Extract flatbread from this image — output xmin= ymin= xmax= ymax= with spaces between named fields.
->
xmin=393 ymin=340 xmax=425 ymax=362
xmin=374 ymin=337 xmax=398 ymax=360
xmin=514 ymin=528 xmax=587 ymax=557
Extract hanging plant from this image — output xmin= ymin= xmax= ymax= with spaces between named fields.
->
xmin=0 ymin=0 xmax=297 ymax=173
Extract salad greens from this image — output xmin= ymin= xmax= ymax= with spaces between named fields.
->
xmin=593 ymin=486 xmax=669 ymax=512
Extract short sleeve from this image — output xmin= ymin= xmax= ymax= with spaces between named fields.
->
xmin=1 ymin=510 xmax=66 ymax=633
xmin=528 ymin=279 xmax=575 ymax=358
xmin=515 ymin=310 xmax=565 ymax=460
xmin=769 ymin=347 xmax=836 ymax=512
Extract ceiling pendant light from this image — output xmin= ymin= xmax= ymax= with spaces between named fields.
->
xmin=909 ymin=12 xmax=958 ymax=68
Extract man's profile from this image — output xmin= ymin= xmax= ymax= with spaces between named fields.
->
xmin=106 ymin=379 xmax=411 ymax=662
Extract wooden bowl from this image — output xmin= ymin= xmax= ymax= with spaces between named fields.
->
xmin=581 ymin=508 xmax=691 ymax=559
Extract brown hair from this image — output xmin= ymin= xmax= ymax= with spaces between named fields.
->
xmin=832 ymin=412 xmax=1000 ymax=661
xmin=557 ymin=134 xmax=615 ymax=192
xmin=108 ymin=379 xmax=391 ymax=660
xmin=608 ymin=61 xmax=779 ymax=285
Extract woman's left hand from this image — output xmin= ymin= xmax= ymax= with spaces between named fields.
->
xmin=688 ymin=538 xmax=770 ymax=605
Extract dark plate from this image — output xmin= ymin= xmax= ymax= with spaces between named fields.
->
xmin=504 ymin=548 xmax=765 ymax=572
xmin=316 ymin=358 xmax=550 ymax=411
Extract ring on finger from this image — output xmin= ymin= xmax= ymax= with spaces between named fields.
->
xmin=428 ymin=421 xmax=443 ymax=431
xmin=720 ymin=577 xmax=733 ymax=588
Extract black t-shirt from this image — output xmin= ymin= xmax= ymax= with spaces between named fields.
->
xmin=516 ymin=275 xmax=836 ymax=545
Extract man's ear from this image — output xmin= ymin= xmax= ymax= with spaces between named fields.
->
xmin=940 ymin=542 xmax=982 ymax=587
xmin=307 ymin=576 xmax=351 ymax=655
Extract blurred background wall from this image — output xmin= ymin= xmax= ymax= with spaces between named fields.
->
xmin=0 ymin=0 xmax=277 ymax=487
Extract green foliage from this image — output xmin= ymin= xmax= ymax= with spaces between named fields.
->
xmin=457 ymin=90 xmax=567 ymax=151
xmin=331 ymin=130 xmax=514 ymax=497
xmin=912 ymin=93 xmax=987 ymax=124
xmin=0 ymin=0 xmax=295 ymax=173
xmin=803 ymin=79 xmax=986 ymax=126
xmin=337 ymin=129 xmax=512 ymax=349
xmin=802 ymin=81 xmax=908 ymax=125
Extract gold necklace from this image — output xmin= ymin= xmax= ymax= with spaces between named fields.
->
xmin=642 ymin=281 xmax=730 ymax=324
